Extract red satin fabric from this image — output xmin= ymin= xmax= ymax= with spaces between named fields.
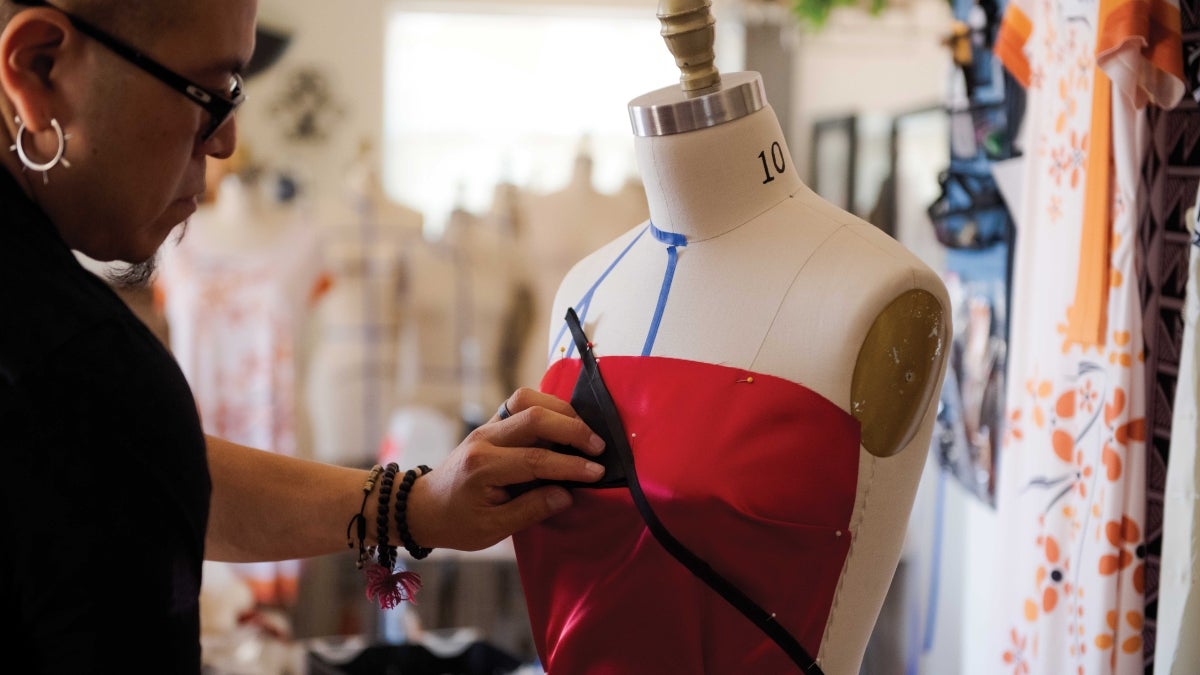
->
xmin=514 ymin=356 xmax=861 ymax=674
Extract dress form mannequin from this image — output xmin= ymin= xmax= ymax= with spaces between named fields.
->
xmin=486 ymin=180 xmax=535 ymax=396
xmin=194 ymin=171 xmax=298 ymax=254
xmin=384 ymin=194 xmax=528 ymax=657
xmin=158 ymin=169 xmax=322 ymax=608
xmin=392 ymin=189 xmax=516 ymax=432
xmin=516 ymin=2 xmax=951 ymax=672
xmin=440 ymin=199 xmax=520 ymax=430
xmin=514 ymin=143 xmax=648 ymax=391
xmin=392 ymin=215 xmax=461 ymax=425
xmin=305 ymin=145 xmax=424 ymax=467
xmin=389 ymin=190 xmax=526 ymax=503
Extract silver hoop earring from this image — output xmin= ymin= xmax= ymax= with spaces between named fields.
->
xmin=9 ymin=116 xmax=72 ymax=185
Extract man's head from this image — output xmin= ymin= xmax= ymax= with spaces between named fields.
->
xmin=0 ymin=0 xmax=257 ymax=266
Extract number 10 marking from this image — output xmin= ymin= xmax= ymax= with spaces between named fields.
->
xmin=758 ymin=141 xmax=786 ymax=184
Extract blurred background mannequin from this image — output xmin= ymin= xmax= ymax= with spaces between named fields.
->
xmin=386 ymin=182 xmax=522 ymax=474
xmin=513 ymin=2 xmax=951 ymax=673
xmin=389 ymin=191 xmax=464 ymax=431
xmin=158 ymin=162 xmax=325 ymax=610
xmin=297 ymin=143 xmax=430 ymax=641
xmin=436 ymin=193 xmax=522 ymax=433
xmin=514 ymin=139 xmax=649 ymax=391
xmin=380 ymin=184 xmax=532 ymax=659
xmin=306 ymin=142 xmax=424 ymax=467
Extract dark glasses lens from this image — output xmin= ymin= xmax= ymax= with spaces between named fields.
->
xmin=227 ymin=73 xmax=245 ymax=102
xmin=200 ymin=73 xmax=245 ymax=140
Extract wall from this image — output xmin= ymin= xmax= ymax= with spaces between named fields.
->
xmin=787 ymin=0 xmax=954 ymax=185
xmin=237 ymin=0 xmax=388 ymax=205
xmin=242 ymin=0 xmax=660 ymax=213
xmin=240 ymin=0 xmax=955 ymax=216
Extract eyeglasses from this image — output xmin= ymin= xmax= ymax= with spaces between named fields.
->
xmin=13 ymin=0 xmax=245 ymax=141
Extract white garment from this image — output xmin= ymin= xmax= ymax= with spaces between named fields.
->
xmin=306 ymin=201 xmax=420 ymax=466
xmin=513 ymin=165 xmax=649 ymax=392
xmin=991 ymin=0 xmax=1184 ymax=671
xmin=158 ymin=212 xmax=324 ymax=605
xmin=391 ymin=207 xmax=521 ymax=427
xmin=1155 ymin=188 xmax=1200 ymax=673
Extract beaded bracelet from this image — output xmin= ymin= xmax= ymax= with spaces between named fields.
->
xmin=345 ymin=464 xmax=383 ymax=570
xmin=375 ymin=463 xmax=400 ymax=570
xmin=395 ymin=464 xmax=434 ymax=560
xmin=364 ymin=463 xmax=428 ymax=610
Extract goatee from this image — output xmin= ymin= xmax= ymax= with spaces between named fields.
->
xmin=104 ymin=220 xmax=189 ymax=288
xmin=105 ymin=256 xmax=157 ymax=288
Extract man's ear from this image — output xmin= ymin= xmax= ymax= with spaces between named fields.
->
xmin=0 ymin=8 xmax=72 ymax=132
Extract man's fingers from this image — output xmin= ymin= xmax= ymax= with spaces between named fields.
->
xmin=492 ymin=388 xmax=577 ymax=423
xmin=486 ymin=404 xmax=606 ymax=457
xmin=490 ymin=485 xmax=575 ymax=534
xmin=486 ymin=445 xmax=605 ymax=486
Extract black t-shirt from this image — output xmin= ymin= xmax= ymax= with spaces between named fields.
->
xmin=0 ymin=171 xmax=211 ymax=673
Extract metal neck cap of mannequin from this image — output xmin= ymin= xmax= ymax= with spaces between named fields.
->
xmin=628 ymin=0 xmax=766 ymax=137
xmin=627 ymin=71 xmax=766 ymax=137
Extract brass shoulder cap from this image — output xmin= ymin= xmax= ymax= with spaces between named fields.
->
xmin=851 ymin=288 xmax=950 ymax=458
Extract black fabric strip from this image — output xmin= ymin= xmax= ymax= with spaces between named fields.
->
xmin=562 ymin=308 xmax=824 ymax=674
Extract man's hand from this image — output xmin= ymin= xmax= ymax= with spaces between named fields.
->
xmin=406 ymin=388 xmax=606 ymax=551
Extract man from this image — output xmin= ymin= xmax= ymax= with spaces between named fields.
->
xmin=0 ymin=1 xmax=604 ymax=670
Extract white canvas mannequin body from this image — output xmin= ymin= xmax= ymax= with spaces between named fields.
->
xmin=440 ymin=203 xmax=518 ymax=429
xmin=192 ymin=170 xmax=297 ymax=253
xmin=158 ymin=169 xmax=321 ymax=608
xmin=515 ymin=148 xmax=644 ymax=391
xmin=306 ymin=151 xmax=424 ymax=466
xmin=530 ymin=4 xmax=951 ymax=671
xmin=392 ymin=197 xmax=519 ymax=432
xmin=393 ymin=213 xmax=463 ymax=425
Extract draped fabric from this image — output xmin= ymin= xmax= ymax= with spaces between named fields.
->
xmin=514 ymin=356 xmax=860 ymax=673
xmin=993 ymin=0 xmax=1184 ymax=671
xmin=158 ymin=220 xmax=326 ymax=606
xmin=1155 ymin=202 xmax=1200 ymax=671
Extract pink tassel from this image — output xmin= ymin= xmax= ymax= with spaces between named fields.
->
xmin=364 ymin=563 xmax=423 ymax=609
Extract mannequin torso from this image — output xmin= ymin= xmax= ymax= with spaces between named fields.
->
xmin=516 ymin=153 xmax=649 ymax=389
xmin=313 ymin=164 xmax=424 ymax=335
xmin=192 ymin=173 xmax=299 ymax=254
xmin=157 ymin=171 xmax=320 ymax=606
xmin=533 ymin=76 xmax=950 ymax=673
xmin=307 ymin=162 xmax=424 ymax=465
xmin=394 ymin=203 xmax=517 ymax=429
xmin=443 ymin=204 xmax=522 ymax=427
xmin=393 ymin=221 xmax=461 ymax=423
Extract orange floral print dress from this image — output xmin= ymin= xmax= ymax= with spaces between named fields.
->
xmin=993 ymin=0 xmax=1185 ymax=672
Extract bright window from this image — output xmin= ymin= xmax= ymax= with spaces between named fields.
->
xmin=382 ymin=3 xmax=732 ymax=234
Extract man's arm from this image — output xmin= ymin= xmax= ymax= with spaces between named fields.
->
xmin=204 ymin=388 xmax=606 ymax=562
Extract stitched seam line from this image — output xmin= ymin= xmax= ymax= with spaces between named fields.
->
xmin=821 ymin=453 xmax=876 ymax=664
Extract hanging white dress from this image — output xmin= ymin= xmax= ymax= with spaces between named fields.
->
xmin=158 ymin=211 xmax=326 ymax=606
xmin=1155 ymin=193 xmax=1200 ymax=673
xmin=992 ymin=0 xmax=1184 ymax=671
